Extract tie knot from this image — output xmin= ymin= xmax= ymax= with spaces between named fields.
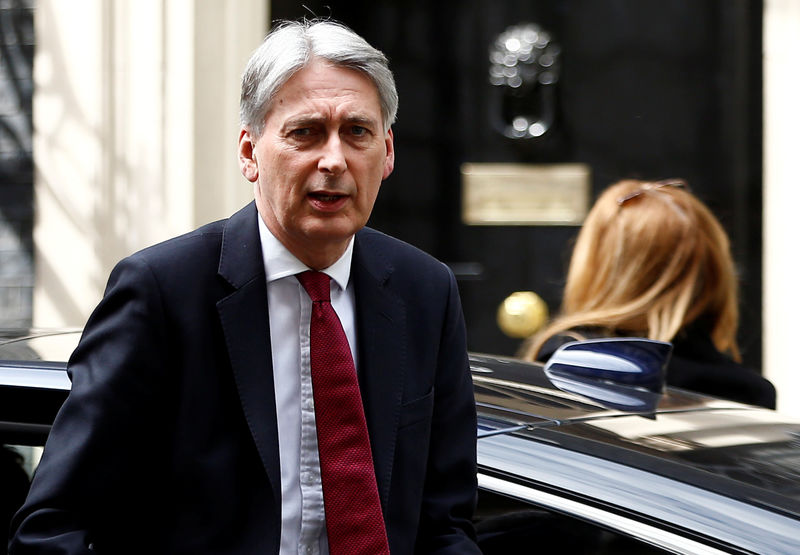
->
xmin=297 ymin=271 xmax=331 ymax=302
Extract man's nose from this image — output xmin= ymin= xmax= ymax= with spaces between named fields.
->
xmin=318 ymin=134 xmax=347 ymax=175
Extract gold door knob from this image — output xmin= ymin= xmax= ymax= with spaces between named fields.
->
xmin=497 ymin=291 xmax=549 ymax=338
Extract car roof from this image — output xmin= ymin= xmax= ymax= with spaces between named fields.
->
xmin=472 ymin=352 xmax=800 ymax=522
xmin=4 ymin=330 xmax=799 ymax=529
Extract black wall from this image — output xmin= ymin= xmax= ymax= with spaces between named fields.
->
xmin=272 ymin=0 xmax=764 ymax=368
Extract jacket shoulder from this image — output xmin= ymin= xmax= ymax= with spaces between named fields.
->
xmin=134 ymin=218 xmax=227 ymax=262
xmin=103 ymin=218 xmax=230 ymax=296
xmin=108 ymin=215 xmax=231 ymax=282
xmin=356 ymin=227 xmax=450 ymax=277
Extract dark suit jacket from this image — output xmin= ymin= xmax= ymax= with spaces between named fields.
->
xmin=10 ymin=202 xmax=480 ymax=554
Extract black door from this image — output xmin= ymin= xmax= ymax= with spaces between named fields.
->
xmin=271 ymin=0 xmax=764 ymax=367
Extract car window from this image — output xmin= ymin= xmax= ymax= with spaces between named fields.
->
xmin=1 ymin=443 xmax=41 ymax=550
xmin=475 ymin=489 xmax=674 ymax=554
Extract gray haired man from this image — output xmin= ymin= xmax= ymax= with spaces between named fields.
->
xmin=10 ymin=20 xmax=480 ymax=555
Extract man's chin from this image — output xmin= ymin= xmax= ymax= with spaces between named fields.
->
xmin=301 ymin=216 xmax=365 ymax=241
xmin=298 ymin=223 xmax=361 ymax=249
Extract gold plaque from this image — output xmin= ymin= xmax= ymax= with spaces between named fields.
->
xmin=461 ymin=163 xmax=590 ymax=225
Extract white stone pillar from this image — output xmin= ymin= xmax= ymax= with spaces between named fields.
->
xmin=764 ymin=0 xmax=800 ymax=416
xmin=33 ymin=0 xmax=267 ymax=326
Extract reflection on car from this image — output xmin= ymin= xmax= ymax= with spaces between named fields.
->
xmin=2 ymin=331 xmax=799 ymax=554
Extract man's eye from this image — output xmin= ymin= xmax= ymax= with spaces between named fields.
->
xmin=290 ymin=128 xmax=312 ymax=137
xmin=350 ymin=126 xmax=368 ymax=136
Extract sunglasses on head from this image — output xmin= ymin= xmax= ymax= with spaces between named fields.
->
xmin=616 ymin=179 xmax=690 ymax=206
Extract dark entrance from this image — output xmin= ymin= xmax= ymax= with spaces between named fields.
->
xmin=271 ymin=0 xmax=764 ymax=368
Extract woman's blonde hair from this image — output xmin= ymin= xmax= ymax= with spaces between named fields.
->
xmin=524 ymin=179 xmax=741 ymax=361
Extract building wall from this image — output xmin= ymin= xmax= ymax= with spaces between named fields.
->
xmin=32 ymin=0 xmax=266 ymax=327
xmin=0 ymin=0 xmax=34 ymax=328
xmin=764 ymin=0 xmax=800 ymax=416
xmin=25 ymin=1 xmax=800 ymax=416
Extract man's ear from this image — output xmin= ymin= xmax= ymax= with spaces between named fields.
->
xmin=238 ymin=128 xmax=258 ymax=182
xmin=382 ymin=128 xmax=395 ymax=180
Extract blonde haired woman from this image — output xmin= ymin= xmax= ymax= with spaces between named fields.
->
xmin=524 ymin=179 xmax=775 ymax=408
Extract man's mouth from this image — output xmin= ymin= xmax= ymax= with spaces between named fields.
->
xmin=307 ymin=191 xmax=349 ymax=212
xmin=308 ymin=192 xmax=345 ymax=202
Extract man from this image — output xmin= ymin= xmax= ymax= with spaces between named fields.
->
xmin=10 ymin=20 xmax=480 ymax=554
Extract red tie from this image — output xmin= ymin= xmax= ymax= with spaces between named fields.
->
xmin=296 ymin=271 xmax=390 ymax=555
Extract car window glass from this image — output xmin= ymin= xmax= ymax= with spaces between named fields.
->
xmin=1 ymin=443 xmax=41 ymax=549
xmin=475 ymin=489 xmax=672 ymax=554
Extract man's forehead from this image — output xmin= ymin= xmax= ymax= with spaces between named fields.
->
xmin=284 ymin=60 xmax=370 ymax=87
xmin=266 ymin=64 xmax=383 ymax=128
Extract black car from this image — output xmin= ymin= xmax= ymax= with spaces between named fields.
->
xmin=2 ymin=331 xmax=799 ymax=554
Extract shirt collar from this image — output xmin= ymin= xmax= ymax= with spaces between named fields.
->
xmin=257 ymin=213 xmax=353 ymax=291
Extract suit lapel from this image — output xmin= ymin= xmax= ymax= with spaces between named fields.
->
xmin=215 ymin=216 xmax=405 ymax=512
xmin=352 ymin=230 xmax=407 ymax=507
xmin=216 ymin=202 xmax=281 ymax=503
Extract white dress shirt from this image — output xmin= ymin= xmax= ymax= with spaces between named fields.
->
xmin=257 ymin=215 xmax=358 ymax=555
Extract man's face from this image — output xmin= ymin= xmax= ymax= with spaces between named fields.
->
xmin=238 ymin=59 xmax=395 ymax=269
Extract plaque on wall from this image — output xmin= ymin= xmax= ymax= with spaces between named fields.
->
xmin=461 ymin=163 xmax=590 ymax=225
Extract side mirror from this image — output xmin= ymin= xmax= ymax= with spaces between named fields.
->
xmin=544 ymin=338 xmax=672 ymax=413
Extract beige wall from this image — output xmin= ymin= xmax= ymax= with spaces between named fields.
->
xmin=764 ymin=0 xmax=800 ymax=416
xmin=33 ymin=0 xmax=266 ymax=327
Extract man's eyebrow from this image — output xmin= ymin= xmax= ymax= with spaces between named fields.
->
xmin=282 ymin=115 xmax=325 ymax=130
xmin=281 ymin=113 xmax=380 ymax=130
xmin=343 ymin=114 xmax=379 ymax=127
